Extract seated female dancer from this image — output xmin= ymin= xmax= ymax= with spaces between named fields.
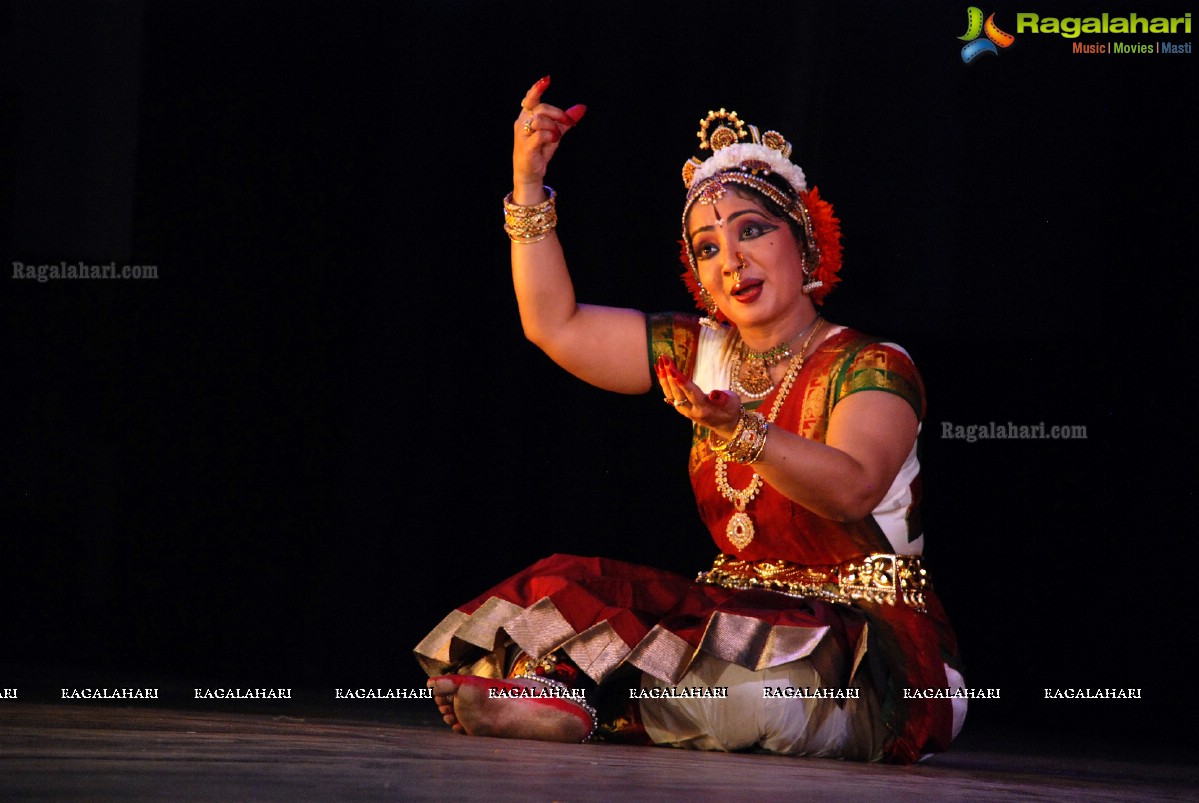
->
xmin=418 ymin=76 xmax=966 ymax=763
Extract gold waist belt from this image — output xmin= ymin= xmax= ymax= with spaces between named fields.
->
xmin=696 ymin=553 xmax=929 ymax=612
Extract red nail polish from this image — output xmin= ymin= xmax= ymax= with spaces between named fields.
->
xmin=534 ymin=75 xmax=551 ymax=93
xmin=564 ymin=104 xmax=587 ymax=124
xmin=709 ymin=390 xmax=726 ymax=403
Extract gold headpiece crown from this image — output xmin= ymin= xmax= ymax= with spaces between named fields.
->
xmin=682 ymin=109 xmax=795 ymax=189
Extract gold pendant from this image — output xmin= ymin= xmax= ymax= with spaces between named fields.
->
xmin=727 ymin=511 xmax=755 ymax=550
xmin=739 ymin=360 xmax=774 ymax=395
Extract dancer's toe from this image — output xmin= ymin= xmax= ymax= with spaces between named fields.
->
xmin=429 ymin=677 xmax=464 ymax=731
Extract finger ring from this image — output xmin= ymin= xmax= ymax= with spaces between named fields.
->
xmin=523 ymin=116 xmax=535 ymax=134
xmin=672 ymin=399 xmax=691 ymax=407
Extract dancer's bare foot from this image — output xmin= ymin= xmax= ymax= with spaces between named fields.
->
xmin=427 ymin=675 xmax=593 ymax=742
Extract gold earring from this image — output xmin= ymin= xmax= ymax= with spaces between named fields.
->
xmin=801 ymin=255 xmax=823 ymax=294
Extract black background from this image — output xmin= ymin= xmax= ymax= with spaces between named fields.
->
xmin=3 ymin=1 xmax=1195 ymax=746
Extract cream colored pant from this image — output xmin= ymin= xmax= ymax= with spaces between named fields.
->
xmin=639 ymin=654 xmax=967 ymax=760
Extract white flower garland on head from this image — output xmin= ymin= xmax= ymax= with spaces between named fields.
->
xmin=687 ymin=143 xmax=808 ymax=195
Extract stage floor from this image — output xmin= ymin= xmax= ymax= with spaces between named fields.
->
xmin=1 ymin=703 xmax=1194 ymax=802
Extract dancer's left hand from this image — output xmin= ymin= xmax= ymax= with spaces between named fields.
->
xmin=655 ymin=355 xmax=742 ymax=440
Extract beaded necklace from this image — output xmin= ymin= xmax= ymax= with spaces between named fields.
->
xmin=717 ymin=317 xmax=824 ymax=550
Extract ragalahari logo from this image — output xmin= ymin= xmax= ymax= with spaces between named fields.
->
xmin=959 ymin=7 xmax=1016 ymax=62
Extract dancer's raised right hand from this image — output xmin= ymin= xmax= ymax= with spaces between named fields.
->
xmin=512 ymin=76 xmax=586 ymax=203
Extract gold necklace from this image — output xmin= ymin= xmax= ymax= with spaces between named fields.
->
xmin=716 ymin=318 xmax=824 ymax=550
xmin=730 ymin=314 xmax=822 ymax=400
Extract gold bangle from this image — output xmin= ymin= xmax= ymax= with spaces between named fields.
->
xmin=724 ymin=411 xmax=768 ymax=463
xmin=503 ymin=186 xmax=558 ymax=243
xmin=742 ymin=420 xmax=769 ymax=463
xmin=710 ymin=406 xmax=746 ymax=454
xmin=503 ymin=186 xmax=555 ymax=214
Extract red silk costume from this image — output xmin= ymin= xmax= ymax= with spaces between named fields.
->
xmin=416 ymin=315 xmax=964 ymax=763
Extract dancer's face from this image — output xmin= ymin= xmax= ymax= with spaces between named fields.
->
xmin=687 ymin=191 xmax=807 ymax=330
